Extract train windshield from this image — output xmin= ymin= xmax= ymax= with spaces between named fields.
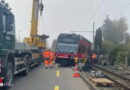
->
xmin=55 ymin=43 xmax=78 ymax=54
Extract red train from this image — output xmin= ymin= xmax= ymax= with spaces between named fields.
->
xmin=55 ymin=33 xmax=92 ymax=65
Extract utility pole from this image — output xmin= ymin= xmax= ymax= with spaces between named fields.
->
xmin=93 ymin=22 xmax=95 ymax=50
xmin=19 ymin=30 xmax=21 ymax=42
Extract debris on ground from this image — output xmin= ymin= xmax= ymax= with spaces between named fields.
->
xmin=90 ymin=71 xmax=104 ymax=78
xmin=90 ymin=78 xmax=115 ymax=87
xmin=78 ymin=63 xmax=92 ymax=72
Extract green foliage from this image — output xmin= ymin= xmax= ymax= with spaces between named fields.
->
xmin=126 ymin=42 xmax=130 ymax=65
xmin=102 ymin=40 xmax=114 ymax=55
xmin=102 ymin=16 xmax=118 ymax=44
xmin=113 ymin=17 xmax=128 ymax=44
xmin=94 ymin=28 xmax=102 ymax=54
xmin=102 ymin=16 xmax=128 ymax=44
xmin=109 ymin=44 xmax=128 ymax=64
xmin=116 ymin=51 xmax=128 ymax=65
xmin=101 ymin=16 xmax=130 ymax=65
xmin=125 ymin=33 xmax=130 ymax=44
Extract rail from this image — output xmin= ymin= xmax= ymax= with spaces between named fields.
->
xmin=92 ymin=64 xmax=130 ymax=90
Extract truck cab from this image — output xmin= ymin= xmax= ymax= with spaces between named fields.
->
xmin=0 ymin=3 xmax=15 ymax=54
xmin=0 ymin=1 xmax=42 ymax=88
xmin=0 ymin=2 xmax=16 ymax=87
xmin=0 ymin=2 xmax=32 ymax=88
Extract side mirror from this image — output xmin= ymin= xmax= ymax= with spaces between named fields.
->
xmin=6 ymin=24 xmax=13 ymax=31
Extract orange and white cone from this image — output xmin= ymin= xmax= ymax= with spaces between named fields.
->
xmin=0 ymin=77 xmax=3 ymax=87
xmin=73 ymin=64 xmax=80 ymax=77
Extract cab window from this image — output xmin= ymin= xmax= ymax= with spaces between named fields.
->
xmin=2 ymin=14 xmax=6 ymax=32
xmin=0 ymin=8 xmax=2 ymax=30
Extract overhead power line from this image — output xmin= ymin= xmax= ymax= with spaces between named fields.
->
xmin=113 ymin=3 xmax=130 ymax=19
xmin=95 ymin=0 xmax=118 ymax=27
xmin=79 ymin=0 xmax=93 ymax=27
xmin=87 ymin=0 xmax=106 ymax=25
xmin=101 ymin=0 xmax=118 ymax=21
xmin=71 ymin=31 xmax=93 ymax=33
xmin=105 ymin=0 xmax=118 ymax=16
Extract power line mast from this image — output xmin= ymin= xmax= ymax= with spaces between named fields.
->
xmin=93 ymin=22 xmax=95 ymax=50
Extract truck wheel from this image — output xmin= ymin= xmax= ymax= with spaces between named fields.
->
xmin=23 ymin=59 xmax=29 ymax=76
xmin=5 ymin=62 xmax=13 ymax=88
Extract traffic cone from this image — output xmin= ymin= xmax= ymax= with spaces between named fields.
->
xmin=73 ymin=64 xmax=80 ymax=77
xmin=0 ymin=77 xmax=3 ymax=87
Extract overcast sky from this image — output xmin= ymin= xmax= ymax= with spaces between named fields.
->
xmin=5 ymin=0 xmax=130 ymax=47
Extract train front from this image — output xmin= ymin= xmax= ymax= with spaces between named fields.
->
xmin=55 ymin=34 xmax=79 ymax=65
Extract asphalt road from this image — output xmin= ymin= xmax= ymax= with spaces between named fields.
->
xmin=5 ymin=64 xmax=90 ymax=90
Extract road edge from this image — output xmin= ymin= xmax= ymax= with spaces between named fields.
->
xmin=71 ymin=66 xmax=100 ymax=90
xmin=79 ymin=72 xmax=100 ymax=90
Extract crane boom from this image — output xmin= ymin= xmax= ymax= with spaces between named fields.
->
xmin=31 ymin=0 xmax=38 ymax=36
xmin=24 ymin=0 xmax=48 ymax=48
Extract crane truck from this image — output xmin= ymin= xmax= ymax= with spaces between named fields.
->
xmin=0 ymin=0 xmax=47 ymax=88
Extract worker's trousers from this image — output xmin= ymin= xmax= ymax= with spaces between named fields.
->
xmin=45 ymin=60 xmax=49 ymax=67
xmin=49 ymin=60 xmax=53 ymax=66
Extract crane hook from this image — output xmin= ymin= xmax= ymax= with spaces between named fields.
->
xmin=39 ymin=0 xmax=44 ymax=16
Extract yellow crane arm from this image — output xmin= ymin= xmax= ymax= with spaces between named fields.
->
xmin=24 ymin=0 xmax=48 ymax=48
xmin=31 ymin=0 xmax=39 ymax=36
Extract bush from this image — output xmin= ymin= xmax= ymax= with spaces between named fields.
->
xmin=116 ymin=51 xmax=128 ymax=65
xmin=126 ymin=42 xmax=130 ymax=65
xmin=109 ymin=44 xmax=128 ymax=64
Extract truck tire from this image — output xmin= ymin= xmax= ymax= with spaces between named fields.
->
xmin=4 ymin=62 xmax=14 ymax=88
xmin=22 ymin=57 xmax=29 ymax=76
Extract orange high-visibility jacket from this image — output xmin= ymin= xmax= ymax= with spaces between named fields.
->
xmin=92 ymin=53 xmax=96 ymax=60
xmin=50 ymin=52 xmax=54 ymax=60
xmin=43 ymin=51 xmax=50 ymax=58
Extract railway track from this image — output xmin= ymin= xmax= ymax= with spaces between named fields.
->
xmin=92 ymin=64 xmax=130 ymax=90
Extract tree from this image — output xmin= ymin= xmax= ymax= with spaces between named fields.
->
xmin=102 ymin=40 xmax=114 ymax=55
xmin=124 ymin=33 xmax=130 ymax=44
xmin=126 ymin=42 xmax=130 ymax=65
xmin=102 ymin=16 xmax=118 ymax=44
xmin=94 ymin=27 xmax=102 ymax=54
xmin=102 ymin=16 xmax=128 ymax=44
xmin=113 ymin=17 xmax=128 ymax=44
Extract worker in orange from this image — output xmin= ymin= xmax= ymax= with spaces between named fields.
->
xmin=49 ymin=50 xmax=55 ymax=68
xmin=92 ymin=52 xmax=96 ymax=63
xmin=74 ymin=56 xmax=78 ymax=64
xmin=43 ymin=49 xmax=50 ymax=69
